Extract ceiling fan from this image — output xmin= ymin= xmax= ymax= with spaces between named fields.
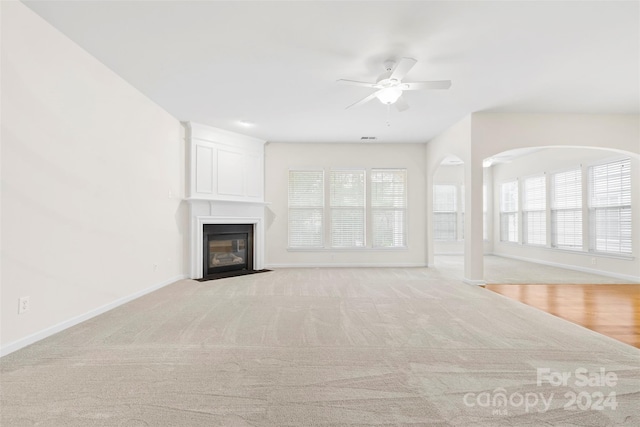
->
xmin=337 ymin=57 xmax=451 ymax=112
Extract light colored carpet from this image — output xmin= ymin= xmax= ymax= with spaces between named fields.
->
xmin=1 ymin=268 xmax=638 ymax=426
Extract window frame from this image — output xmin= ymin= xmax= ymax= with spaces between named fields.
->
xmin=432 ymin=183 xmax=458 ymax=241
xmin=329 ymin=168 xmax=366 ymax=248
xmin=522 ymin=174 xmax=547 ymax=246
xmin=550 ymin=166 xmax=583 ymax=251
xmin=370 ymin=168 xmax=408 ymax=249
xmin=288 ymin=167 xmax=408 ymax=251
xmin=588 ymin=157 xmax=632 ymax=255
xmin=287 ymin=169 xmax=325 ymax=249
xmin=499 ymin=180 xmax=519 ymax=243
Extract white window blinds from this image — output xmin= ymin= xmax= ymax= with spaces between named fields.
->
xmin=551 ymin=168 xmax=582 ymax=249
xmin=330 ymin=170 xmax=366 ymax=247
xmin=371 ymin=169 xmax=407 ymax=248
xmin=589 ymin=158 xmax=632 ymax=254
xmin=523 ymin=175 xmax=546 ymax=245
xmin=500 ymin=181 xmax=518 ymax=243
xmin=288 ymin=170 xmax=324 ymax=247
xmin=433 ymin=184 xmax=457 ymax=241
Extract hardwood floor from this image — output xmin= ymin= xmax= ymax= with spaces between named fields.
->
xmin=484 ymin=284 xmax=640 ymax=348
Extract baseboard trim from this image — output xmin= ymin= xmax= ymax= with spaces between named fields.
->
xmin=0 ymin=274 xmax=188 ymax=358
xmin=492 ymin=253 xmax=640 ymax=283
xmin=463 ymin=278 xmax=487 ymax=286
xmin=265 ymin=263 xmax=427 ymax=269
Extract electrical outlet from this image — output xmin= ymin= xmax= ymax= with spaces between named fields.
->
xmin=590 ymin=257 xmax=597 ymax=266
xmin=18 ymin=296 xmax=30 ymax=314
xmin=153 ymin=263 xmax=159 ymax=271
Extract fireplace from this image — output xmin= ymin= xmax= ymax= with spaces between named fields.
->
xmin=188 ymin=202 xmax=265 ymax=279
xmin=202 ymin=224 xmax=254 ymax=279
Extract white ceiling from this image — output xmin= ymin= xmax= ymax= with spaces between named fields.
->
xmin=23 ymin=1 xmax=639 ymax=144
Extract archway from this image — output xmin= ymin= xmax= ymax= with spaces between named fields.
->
xmin=431 ymin=155 xmax=466 ymax=278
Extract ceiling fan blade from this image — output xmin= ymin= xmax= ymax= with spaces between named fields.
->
xmin=390 ymin=57 xmax=417 ymax=80
xmin=345 ymin=91 xmax=380 ymax=109
xmin=402 ymin=80 xmax=452 ymax=90
xmin=394 ymin=96 xmax=410 ymax=112
xmin=336 ymin=79 xmax=380 ymax=89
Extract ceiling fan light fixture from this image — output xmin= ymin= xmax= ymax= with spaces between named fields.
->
xmin=338 ymin=57 xmax=451 ymax=111
xmin=375 ymin=87 xmax=402 ymax=104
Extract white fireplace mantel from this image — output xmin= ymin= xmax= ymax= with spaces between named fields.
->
xmin=183 ymin=122 xmax=267 ymax=279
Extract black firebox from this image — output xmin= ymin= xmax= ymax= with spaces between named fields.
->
xmin=202 ymin=224 xmax=253 ymax=279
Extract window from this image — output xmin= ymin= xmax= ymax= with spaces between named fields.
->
xmin=433 ymin=184 xmax=457 ymax=241
xmin=523 ymin=175 xmax=546 ymax=245
xmin=330 ymin=170 xmax=365 ymax=248
xmin=371 ymin=169 xmax=407 ymax=248
xmin=289 ymin=168 xmax=408 ymax=250
xmin=288 ymin=170 xmax=324 ymax=247
xmin=500 ymin=181 xmax=518 ymax=243
xmin=551 ymin=168 xmax=582 ymax=249
xmin=589 ymin=158 xmax=632 ymax=254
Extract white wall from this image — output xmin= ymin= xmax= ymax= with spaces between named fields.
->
xmin=1 ymin=1 xmax=186 ymax=353
xmin=492 ymin=147 xmax=640 ymax=281
xmin=264 ymin=142 xmax=426 ymax=267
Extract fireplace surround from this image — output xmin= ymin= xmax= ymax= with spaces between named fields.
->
xmin=188 ymin=203 xmax=265 ymax=279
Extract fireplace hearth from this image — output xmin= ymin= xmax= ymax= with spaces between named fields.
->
xmin=202 ymin=224 xmax=254 ymax=279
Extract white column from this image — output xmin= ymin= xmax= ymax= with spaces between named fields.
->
xmin=463 ymin=157 xmax=485 ymax=284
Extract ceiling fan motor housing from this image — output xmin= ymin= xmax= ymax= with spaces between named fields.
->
xmin=338 ymin=57 xmax=451 ymax=110
xmin=376 ymin=63 xmax=403 ymax=104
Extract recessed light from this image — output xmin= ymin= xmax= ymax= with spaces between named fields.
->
xmin=238 ymin=120 xmax=255 ymax=128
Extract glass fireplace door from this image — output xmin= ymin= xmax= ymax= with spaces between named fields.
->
xmin=209 ymin=235 xmax=247 ymax=269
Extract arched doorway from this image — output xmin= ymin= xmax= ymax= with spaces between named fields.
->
xmin=431 ymin=155 xmax=465 ymax=277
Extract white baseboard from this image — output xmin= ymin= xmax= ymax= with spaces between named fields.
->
xmin=0 ymin=274 xmax=188 ymax=358
xmin=265 ymin=263 xmax=427 ymax=269
xmin=492 ymin=253 xmax=640 ymax=283
xmin=463 ymin=278 xmax=487 ymax=286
